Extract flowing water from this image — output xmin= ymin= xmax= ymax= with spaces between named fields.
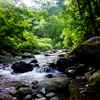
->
xmin=0 ymin=54 xmax=66 ymax=88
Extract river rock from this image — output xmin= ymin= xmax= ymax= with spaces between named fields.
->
xmin=58 ymin=53 xmax=68 ymax=57
xmin=8 ymin=89 xmax=18 ymax=96
xmin=18 ymin=87 xmax=32 ymax=95
xmin=36 ymin=77 xmax=70 ymax=93
xmin=84 ymin=68 xmax=95 ymax=81
xmin=16 ymin=85 xmax=30 ymax=90
xmin=46 ymin=92 xmax=55 ymax=99
xmin=67 ymin=38 xmax=100 ymax=68
xmin=75 ymin=64 xmax=88 ymax=75
xmin=23 ymin=94 xmax=32 ymax=100
xmin=88 ymin=69 xmax=100 ymax=100
xmin=30 ymin=58 xmax=38 ymax=63
xmin=44 ymin=53 xmax=51 ymax=56
xmin=50 ymin=97 xmax=59 ymax=100
xmin=38 ymin=97 xmax=47 ymax=100
xmin=0 ymin=92 xmax=18 ymax=100
xmin=33 ymin=49 xmax=40 ymax=54
xmin=56 ymin=58 xmax=70 ymax=72
xmin=21 ymin=52 xmax=35 ymax=58
xmin=65 ymin=68 xmax=76 ymax=78
xmin=11 ymin=61 xmax=34 ymax=73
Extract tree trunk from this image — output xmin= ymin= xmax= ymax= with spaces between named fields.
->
xmin=86 ymin=0 xmax=99 ymax=36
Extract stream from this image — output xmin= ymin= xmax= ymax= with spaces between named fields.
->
xmin=0 ymin=53 xmax=66 ymax=88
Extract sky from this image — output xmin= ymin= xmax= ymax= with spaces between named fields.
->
xmin=21 ymin=0 xmax=57 ymax=6
xmin=22 ymin=0 xmax=35 ymax=6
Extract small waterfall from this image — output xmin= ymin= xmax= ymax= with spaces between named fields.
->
xmin=0 ymin=54 xmax=67 ymax=86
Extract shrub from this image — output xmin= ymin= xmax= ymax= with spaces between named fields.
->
xmin=37 ymin=42 xmax=52 ymax=52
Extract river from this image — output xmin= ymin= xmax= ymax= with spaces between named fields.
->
xmin=0 ymin=53 xmax=66 ymax=88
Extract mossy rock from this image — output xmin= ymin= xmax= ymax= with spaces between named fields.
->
xmin=84 ymin=68 xmax=95 ymax=81
xmin=36 ymin=77 xmax=70 ymax=93
xmin=75 ymin=64 xmax=88 ymax=75
xmin=67 ymin=41 xmax=100 ymax=68
xmin=58 ymin=53 xmax=68 ymax=58
xmin=18 ymin=87 xmax=32 ymax=96
xmin=21 ymin=52 xmax=35 ymax=58
xmin=88 ymin=70 xmax=100 ymax=100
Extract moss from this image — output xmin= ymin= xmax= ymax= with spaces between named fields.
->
xmin=36 ymin=77 xmax=70 ymax=92
xmin=68 ymin=41 xmax=100 ymax=62
xmin=81 ymin=41 xmax=100 ymax=45
xmin=88 ymin=70 xmax=100 ymax=99
xmin=69 ymin=84 xmax=85 ymax=100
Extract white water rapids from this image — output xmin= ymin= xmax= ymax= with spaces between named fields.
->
xmin=0 ymin=54 xmax=66 ymax=87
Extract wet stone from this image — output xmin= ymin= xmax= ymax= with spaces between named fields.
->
xmin=31 ymin=80 xmax=38 ymax=85
xmin=46 ymin=92 xmax=55 ymax=99
xmin=8 ymin=89 xmax=18 ymax=96
xmin=38 ymin=97 xmax=47 ymax=100
xmin=41 ymin=87 xmax=46 ymax=95
xmin=18 ymin=87 xmax=32 ymax=95
xmin=80 ymin=90 xmax=89 ymax=96
xmin=37 ymin=93 xmax=44 ymax=98
xmin=49 ymin=97 xmax=59 ymax=100
xmin=23 ymin=94 xmax=32 ymax=100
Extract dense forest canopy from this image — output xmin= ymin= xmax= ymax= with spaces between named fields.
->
xmin=0 ymin=0 xmax=100 ymax=55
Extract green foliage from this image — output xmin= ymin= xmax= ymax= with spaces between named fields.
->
xmin=36 ymin=37 xmax=52 ymax=52
xmin=37 ymin=42 xmax=52 ymax=52
xmin=60 ymin=0 xmax=100 ymax=48
xmin=1 ymin=0 xmax=100 ymax=54
xmin=0 ymin=0 xmax=34 ymax=53
xmin=34 ymin=15 xmax=65 ymax=45
xmin=17 ymin=31 xmax=37 ymax=52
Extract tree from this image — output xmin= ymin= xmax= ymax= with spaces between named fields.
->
xmin=0 ymin=0 xmax=34 ymax=53
xmin=60 ymin=0 xmax=100 ymax=48
xmin=34 ymin=15 xmax=64 ymax=46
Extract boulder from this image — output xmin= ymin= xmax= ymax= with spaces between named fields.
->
xmin=36 ymin=77 xmax=70 ymax=93
xmin=11 ymin=61 xmax=34 ymax=73
xmin=21 ymin=52 xmax=35 ymax=58
xmin=33 ymin=49 xmax=40 ymax=54
xmin=30 ymin=58 xmax=38 ymax=63
xmin=85 ymin=36 xmax=100 ymax=43
xmin=88 ymin=70 xmax=100 ymax=100
xmin=56 ymin=58 xmax=70 ymax=72
xmin=67 ymin=40 xmax=100 ymax=68
xmin=75 ymin=64 xmax=88 ymax=75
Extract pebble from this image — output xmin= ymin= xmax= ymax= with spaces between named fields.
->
xmin=38 ymin=97 xmax=47 ymax=100
xmin=49 ymin=97 xmax=59 ymax=100
xmin=8 ymin=89 xmax=18 ymax=96
xmin=37 ymin=93 xmax=44 ymax=98
xmin=23 ymin=94 xmax=32 ymax=100
xmin=41 ymin=87 xmax=46 ymax=94
xmin=46 ymin=92 xmax=55 ymax=99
